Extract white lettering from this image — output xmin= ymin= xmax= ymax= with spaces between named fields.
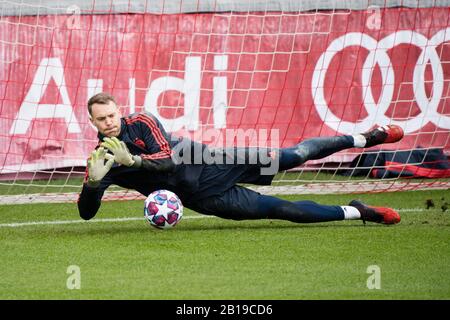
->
xmin=176 ymin=304 xmax=210 ymax=317
xmin=213 ymin=55 xmax=228 ymax=129
xmin=87 ymin=79 xmax=103 ymax=100
xmin=144 ymin=56 xmax=201 ymax=131
xmin=86 ymin=78 xmax=103 ymax=131
xmin=10 ymin=55 xmax=229 ymax=135
xmin=129 ymin=78 xmax=136 ymax=114
xmin=10 ymin=57 xmax=81 ymax=135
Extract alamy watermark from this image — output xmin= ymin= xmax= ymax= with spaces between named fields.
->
xmin=170 ymin=128 xmax=280 ymax=175
xmin=366 ymin=265 xmax=381 ymax=290
xmin=66 ymin=265 xmax=81 ymax=290
xmin=66 ymin=5 xmax=81 ymax=30
xmin=366 ymin=5 xmax=381 ymax=30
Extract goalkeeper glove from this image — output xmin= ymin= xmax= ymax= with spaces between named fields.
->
xmin=87 ymin=147 xmax=115 ymax=187
xmin=101 ymin=137 xmax=136 ymax=167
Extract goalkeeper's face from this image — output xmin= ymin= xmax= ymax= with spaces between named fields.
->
xmin=90 ymin=101 xmax=122 ymax=137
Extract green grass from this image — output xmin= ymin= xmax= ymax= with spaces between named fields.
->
xmin=0 ymin=177 xmax=85 ymax=195
xmin=0 ymin=189 xmax=449 ymax=299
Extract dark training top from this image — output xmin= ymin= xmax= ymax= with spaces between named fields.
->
xmin=77 ymin=112 xmax=274 ymax=220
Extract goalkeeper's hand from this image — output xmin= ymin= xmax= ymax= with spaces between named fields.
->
xmin=101 ymin=137 xmax=135 ymax=167
xmin=87 ymin=147 xmax=115 ymax=187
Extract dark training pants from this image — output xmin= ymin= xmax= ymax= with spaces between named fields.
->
xmin=189 ymin=135 xmax=355 ymax=223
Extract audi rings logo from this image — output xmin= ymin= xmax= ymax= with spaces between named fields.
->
xmin=312 ymin=29 xmax=450 ymax=134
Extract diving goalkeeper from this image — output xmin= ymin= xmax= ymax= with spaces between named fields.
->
xmin=78 ymin=92 xmax=403 ymax=225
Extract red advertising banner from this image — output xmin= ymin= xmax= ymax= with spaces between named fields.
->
xmin=0 ymin=7 xmax=449 ymax=173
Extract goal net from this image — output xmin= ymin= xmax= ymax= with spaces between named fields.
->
xmin=0 ymin=0 xmax=449 ymax=204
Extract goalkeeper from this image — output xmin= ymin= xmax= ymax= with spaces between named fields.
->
xmin=78 ymin=93 xmax=404 ymax=225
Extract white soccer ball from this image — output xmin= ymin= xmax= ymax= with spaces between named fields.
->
xmin=144 ymin=190 xmax=183 ymax=229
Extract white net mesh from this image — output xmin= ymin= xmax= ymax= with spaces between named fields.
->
xmin=0 ymin=1 xmax=449 ymax=204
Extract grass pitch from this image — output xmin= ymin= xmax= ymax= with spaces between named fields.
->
xmin=0 ymin=189 xmax=449 ymax=300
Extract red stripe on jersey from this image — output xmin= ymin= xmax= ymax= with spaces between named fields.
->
xmin=136 ymin=115 xmax=170 ymax=152
xmin=127 ymin=114 xmax=171 ymax=158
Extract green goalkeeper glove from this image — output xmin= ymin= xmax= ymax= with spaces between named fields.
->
xmin=87 ymin=147 xmax=115 ymax=187
xmin=101 ymin=137 xmax=136 ymax=167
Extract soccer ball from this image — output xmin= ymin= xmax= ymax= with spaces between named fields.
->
xmin=144 ymin=190 xmax=183 ymax=229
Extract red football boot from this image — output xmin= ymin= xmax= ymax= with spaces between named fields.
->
xmin=349 ymin=200 xmax=401 ymax=225
xmin=362 ymin=125 xmax=404 ymax=148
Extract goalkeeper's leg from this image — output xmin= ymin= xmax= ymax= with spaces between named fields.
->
xmin=187 ymin=185 xmax=400 ymax=224
xmin=187 ymin=185 xmax=347 ymax=223
xmin=257 ymin=194 xmax=400 ymax=224
xmin=279 ymin=125 xmax=404 ymax=171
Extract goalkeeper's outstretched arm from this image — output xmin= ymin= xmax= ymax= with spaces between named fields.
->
xmin=77 ymin=182 xmax=110 ymax=220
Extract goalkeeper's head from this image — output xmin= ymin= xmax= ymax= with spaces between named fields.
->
xmin=88 ymin=92 xmax=122 ymax=138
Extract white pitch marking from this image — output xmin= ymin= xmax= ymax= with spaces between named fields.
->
xmin=0 ymin=215 xmax=215 ymax=228
xmin=0 ymin=208 xmax=432 ymax=228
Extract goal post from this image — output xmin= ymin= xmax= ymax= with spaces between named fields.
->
xmin=0 ymin=0 xmax=449 ymax=204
